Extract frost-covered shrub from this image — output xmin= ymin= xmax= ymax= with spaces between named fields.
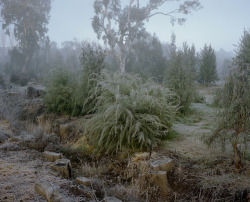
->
xmin=44 ymin=42 xmax=106 ymax=116
xmin=83 ymin=70 xmax=179 ymax=154
xmin=44 ymin=68 xmax=74 ymax=115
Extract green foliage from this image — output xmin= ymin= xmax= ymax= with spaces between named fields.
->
xmin=72 ymin=42 xmax=106 ymax=116
xmin=165 ymin=38 xmax=197 ymax=114
xmin=10 ymin=72 xmax=29 ymax=86
xmin=193 ymin=92 xmax=205 ymax=103
xmin=83 ymin=70 xmax=179 ymax=155
xmin=44 ymin=42 xmax=106 ymax=116
xmin=198 ymin=44 xmax=218 ymax=85
xmin=44 ymin=68 xmax=74 ymax=115
xmin=208 ymin=30 xmax=250 ymax=168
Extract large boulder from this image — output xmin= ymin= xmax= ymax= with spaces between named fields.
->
xmin=75 ymin=177 xmax=93 ymax=187
xmin=43 ymin=151 xmax=62 ymax=162
xmin=131 ymin=152 xmax=157 ymax=162
xmin=26 ymin=86 xmax=46 ymax=99
xmin=0 ymin=142 xmax=19 ymax=151
xmin=149 ymin=171 xmax=170 ymax=196
xmin=59 ymin=119 xmax=82 ymax=142
xmin=149 ymin=157 xmax=174 ymax=172
xmin=51 ymin=158 xmax=72 ymax=179
xmin=0 ymin=131 xmax=8 ymax=144
xmin=35 ymin=179 xmax=72 ymax=202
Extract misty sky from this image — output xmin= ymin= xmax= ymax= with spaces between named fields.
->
xmin=48 ymin=0 xmax=250 ymax=52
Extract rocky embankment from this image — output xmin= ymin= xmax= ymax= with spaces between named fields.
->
xmin=0 ymin=86 xmax=175 ymax=202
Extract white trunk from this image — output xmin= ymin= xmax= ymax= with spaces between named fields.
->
xmin=119 ymin=50 xmax=126 ymax=74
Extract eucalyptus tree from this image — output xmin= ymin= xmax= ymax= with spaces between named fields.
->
xmin=0 ymin=0 xmax=51 ymax=74
xmin=92 ymin=0 xmax=201 ymax=73
xmin=208 ymin=30 xmax=250 ymax=169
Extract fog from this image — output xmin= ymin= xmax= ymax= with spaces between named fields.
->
xmin=48 ymin=0 xmax=250 ymax=52
xmin=0 ymin=1 xmax=249 ymax=201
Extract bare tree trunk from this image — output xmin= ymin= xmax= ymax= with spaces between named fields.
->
xmin=233 ymin=141 xmax=240 ymax=169
xmin=119 ymin=49 xmax=126 ymax=74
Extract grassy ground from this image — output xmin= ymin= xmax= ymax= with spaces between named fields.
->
xmin=160 ymin=85 xmax=250 ymax=201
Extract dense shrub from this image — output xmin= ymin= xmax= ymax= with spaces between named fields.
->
xmin=165 ymin=40 xmax=197 ymax=114
xmin=44 ymin=68 xmax=74 ymax=115
xmin=72 ymin=42 xmax=106 ymax=115
xmin=83 ymin=70 xmax=179 ymax=155
xmin=44 ymin=42 xmax=106 ymax=116
xmin=10 ymin=72 xmax=29 ymax=86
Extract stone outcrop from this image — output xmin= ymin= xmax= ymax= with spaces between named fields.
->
xmin=75 ymin=177 xmax=93 ymax=187
xmin=0 ymin=142 xmax=19 ymax=151
xmin=26 ymin=86 xmax=46 ymax=99
xmin=149 ymin=171 xmax=169 ymax=196
xmin=52 ymin=158 xmax=72 ymax=179
xmin=131 ymin=152 xmax=157 ymax=162
xmin=0 ymin=131 xmax=8 ymax=143
xmin=35 ymin=179 xmax=72 ymax=202
xmin=150 ymin=157 xmax=174 ymax=172
xmin=43 ymin=151 xmax=62 ymax=162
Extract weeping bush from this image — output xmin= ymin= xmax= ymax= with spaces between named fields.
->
xmin=83 ymin=70 xmax=179 ymax=155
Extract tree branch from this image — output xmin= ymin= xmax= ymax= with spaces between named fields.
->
xmin=147 ymin=9 xmax=179 ymax=19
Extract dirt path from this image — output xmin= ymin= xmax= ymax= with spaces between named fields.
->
xmin=0 ymin=150 xmax=47 ymax=201
xmin=167 ymin=96 xmax=222 ymax=160
xmin=0 ymin=127 xmax=85 ymax=202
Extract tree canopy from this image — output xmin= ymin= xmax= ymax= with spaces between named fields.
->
xmin=0 ymin=0 xmax=51 ymax=73
xmin=92 ymin=0 xmax=201 ymax=73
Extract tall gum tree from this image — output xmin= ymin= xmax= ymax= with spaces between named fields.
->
xmin=92 ymin=0 xmax=201 ymax=74
xmin=0 ymin=0 xmax=51 ymax=73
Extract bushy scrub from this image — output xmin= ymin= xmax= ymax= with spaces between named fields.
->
xmin=165 ymin=42 xmax=197 ymax=114
xmin=44 ymin=41 xmax=106 ymax=116
xmin=44 ymin=68 xmax=75 ymax=115
xmin=73 ymin=42 xmax=106 ymax=115
xmin=83 ymin=70 xmax=179 ymax=154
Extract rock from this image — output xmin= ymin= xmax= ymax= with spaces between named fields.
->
xmin=35 ymin=179 xmax=72 ymax=202
xmin=59 ymin=123 xmax=75 ymax=142
xmin=0 ymin=142 xmax=19 ymax=151
xmin=52 ymin=159 xmax=72 ymax=179
xmin=75 ymin=177 xmax=93 ymax=187
xmin=43 ymin=151 xmax=62 ymax=162
xmin=131 ymin=152 xmax=157 ymax=162
xmin=19 ymin=131 xmax=35 ymax=142
xmin=149 ymin=171 xmax=170 ymax=195
xmin=19 ymin=99 xmax=44 ymax=121
xmin=150 ymin=157 xmax=174 ymax=172
xmin=0 ymin=131 xmax=8 ymax=143
xmin=71 ymin=135 xmax=93 ymax=154
xmin=26 ymin=86 xmax=45 ymax=99
xmin=102 ymin=197 xmax=123 ymax=202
